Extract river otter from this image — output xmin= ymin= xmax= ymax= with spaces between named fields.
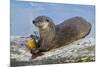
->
xmin=32 ymin=16 xmax=91 ymax=51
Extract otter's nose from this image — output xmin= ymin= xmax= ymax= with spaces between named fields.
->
xmin=32 ymin=20 xmax=35 ymax=24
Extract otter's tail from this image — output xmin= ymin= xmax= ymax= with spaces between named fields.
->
xmin=82 ymin=22 xmax=92 ymax=38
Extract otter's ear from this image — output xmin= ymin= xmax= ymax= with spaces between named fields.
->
xmin=32 ymin=20 xmax=35 ymax=24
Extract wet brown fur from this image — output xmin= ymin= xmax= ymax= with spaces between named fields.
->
xmin=33 ymin=16 xmax=91 ymax=51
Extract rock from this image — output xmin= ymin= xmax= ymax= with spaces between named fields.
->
xmin=31 ymin=38 xmax=95 ymax=65
xmin=10 ymin=37 xmax=95 ymax=66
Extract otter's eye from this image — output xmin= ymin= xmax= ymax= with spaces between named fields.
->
xmin=46 ymin=19 xmax=49 ymax=22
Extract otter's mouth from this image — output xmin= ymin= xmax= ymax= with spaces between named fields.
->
xmin=33 ymin=20 xmax=49 ymax=29
xmin=33 ymin=22 xmax=44 ymax=28
xmin=32 ymin=20 xmax=40 ymax=27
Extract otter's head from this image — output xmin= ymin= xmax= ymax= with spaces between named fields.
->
xmin=32 ymin=16 xmax=54 ymax=29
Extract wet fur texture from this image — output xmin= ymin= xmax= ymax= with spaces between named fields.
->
xmin=33 ymin=16 xmax=91 ymax=51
